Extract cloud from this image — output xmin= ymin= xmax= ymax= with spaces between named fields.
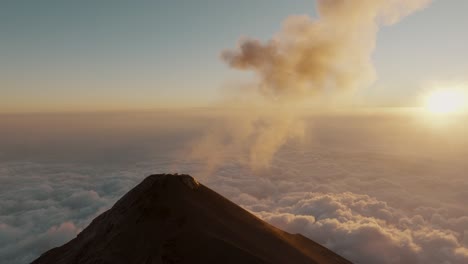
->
xmin=252 ymin=192 xmax=468 ymax=264
xmin=0 ymin=221 xmax=80 ymax=264
xmin=201 ymin=136 xmax=468 ymax=264
xmin=2 ymin=112 xmax=468 ymax=264
xmin=0 ymin=162 xmax=141 ymax=264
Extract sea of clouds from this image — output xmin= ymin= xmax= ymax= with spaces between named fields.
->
xmin=1 ymin=112 xmax=468 ymax=264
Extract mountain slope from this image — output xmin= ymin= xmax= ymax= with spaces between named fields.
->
xmin=32 ymin=174 xmax=352 ymax=264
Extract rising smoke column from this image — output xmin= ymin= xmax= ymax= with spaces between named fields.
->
xmin=222 ymin=0 xmax=431 ymax=101
xmin=188 ymin=0 xmax=432 ymax=174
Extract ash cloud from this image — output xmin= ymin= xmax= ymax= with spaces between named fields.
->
xmin=222 ymin=0 xmax=431 ymax=100
xmin=190 ymin=0 xmax=433 ymax=173
xmin=186 ymin=109 xmax=305 ymax=173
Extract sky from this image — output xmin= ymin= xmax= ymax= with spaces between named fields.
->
xmin=1 ymin=0 xmax=468 ymax=112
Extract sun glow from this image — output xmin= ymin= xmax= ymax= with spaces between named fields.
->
xmin=424 ymin=89 xmax=466 ymax=114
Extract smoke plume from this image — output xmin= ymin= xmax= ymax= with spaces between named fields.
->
xmin=190 ymin=0 xmax=431 ymax=173
xmin=187 ymin=108 xmax=306 ymax=175
xmin=222 ymin=0 xmax=431 ymax=101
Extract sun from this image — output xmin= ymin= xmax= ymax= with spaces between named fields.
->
xmin=424 ymin=89 xmax=466 ymax=114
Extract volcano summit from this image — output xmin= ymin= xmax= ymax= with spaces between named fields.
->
xmin=33 ymin=174 xmax=352 ymax=264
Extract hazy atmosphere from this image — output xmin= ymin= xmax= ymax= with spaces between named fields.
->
xmin=1 ymin=1 xmax=468 ymax=264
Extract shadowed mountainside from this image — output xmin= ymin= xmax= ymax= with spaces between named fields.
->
xmin=32 ymin=174 xmax=352 ymax=264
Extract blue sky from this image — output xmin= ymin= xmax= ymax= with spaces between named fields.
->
xmin=1 ymin=0 xmax=467 ymax=112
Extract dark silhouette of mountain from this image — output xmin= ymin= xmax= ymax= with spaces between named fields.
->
xmin=32 ymin=174 xmax=352 ymax=264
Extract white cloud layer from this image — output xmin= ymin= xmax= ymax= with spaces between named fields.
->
xmin=1 ymin=112 xmax=468 ymax=264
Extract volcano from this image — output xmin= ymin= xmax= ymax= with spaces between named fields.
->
xmin=32 ymin=174 xmax=352 ymax=264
